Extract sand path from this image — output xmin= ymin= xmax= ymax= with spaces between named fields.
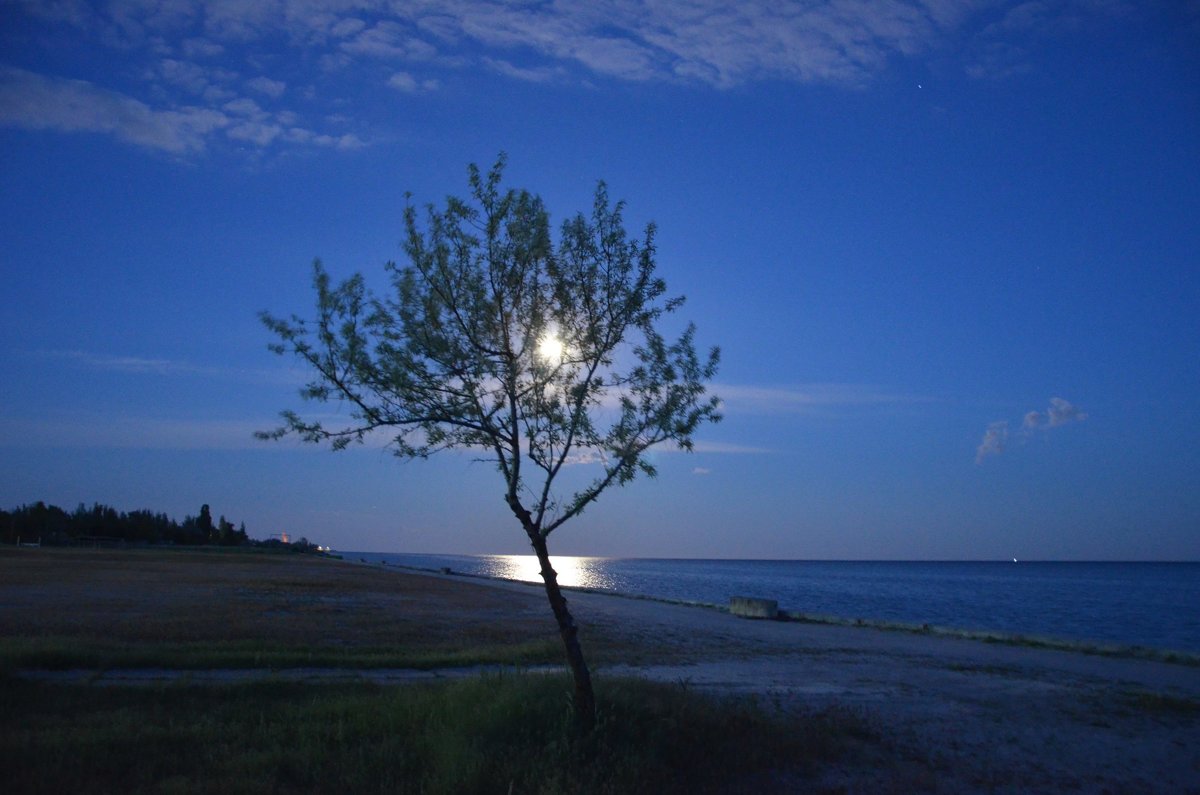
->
xmin=439 ymin=570 xmax=1200 ymax=793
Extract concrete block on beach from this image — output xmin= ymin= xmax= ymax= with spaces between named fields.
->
xmin=729 ymin=596 xmax=778 ymax=619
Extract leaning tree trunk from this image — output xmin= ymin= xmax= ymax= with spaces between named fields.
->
xmin=529 ymin=533 xmax=596 ymax=731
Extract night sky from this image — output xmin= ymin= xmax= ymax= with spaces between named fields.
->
xmin=2 ymin=1 xmax=1197 ymax=560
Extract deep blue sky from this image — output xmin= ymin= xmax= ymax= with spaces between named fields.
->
xmin=2 ymin=1 xmax=1197 ymax=559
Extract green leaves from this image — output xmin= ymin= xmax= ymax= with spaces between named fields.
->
xmin=262 ymin=157 xmax=720 ymax=539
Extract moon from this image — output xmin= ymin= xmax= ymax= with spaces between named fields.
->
xmin=537 ymin=335 xmax=564 ymax=363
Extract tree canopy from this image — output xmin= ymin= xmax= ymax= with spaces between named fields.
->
xmin=0 ymin=501 xmax=250 ymax=547
xmin=261 ymin=156 xmax=720 ymax=727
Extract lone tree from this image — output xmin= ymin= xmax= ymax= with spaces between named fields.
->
xmin=260 ymin=156 xmax=720 ymax=728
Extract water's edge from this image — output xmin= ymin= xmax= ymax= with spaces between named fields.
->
xmin=351 ymin=555 xmax=1200 ymax=667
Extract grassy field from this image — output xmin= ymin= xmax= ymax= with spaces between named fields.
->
xmin=0 ymin=548 xmax=874 ymax=793
xmin=0 ymin=547 xmax=563 ymax=672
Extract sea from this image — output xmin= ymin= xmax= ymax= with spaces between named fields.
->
xmin=348 ymin=552 xmax=1200 ymax=654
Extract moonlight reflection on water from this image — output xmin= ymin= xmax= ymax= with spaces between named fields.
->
xmin=478 ymin=554 xmax=615 ymax=590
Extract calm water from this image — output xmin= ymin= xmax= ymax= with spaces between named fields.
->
xmin=350 ymin=552 xmax=1200 ymax=653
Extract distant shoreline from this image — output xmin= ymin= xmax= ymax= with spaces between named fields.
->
xmin=346 ymin=552 xmax=1200 ymax=564
xmin=353 ymin=554 xmax=1200 ymax=667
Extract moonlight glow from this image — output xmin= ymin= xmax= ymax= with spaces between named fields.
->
xmin=537 ymin=334 xmax=565 ymax=364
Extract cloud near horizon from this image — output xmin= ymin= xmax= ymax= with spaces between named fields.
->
xmin=2 ymin=0 xmax=1126 ymax=155
xmin=976 ymin=397 xmax=1087 ymax=464
xmin=716 ymin=383 xmax=933 ymax=415
xmin=0 ymin=415 xmax=282 ymax=451
xmin=33 ymin=349 xmax=305 ymax=388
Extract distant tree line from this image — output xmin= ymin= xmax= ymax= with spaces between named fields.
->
xmin=1 ymin=501 xmax=250 ymax=547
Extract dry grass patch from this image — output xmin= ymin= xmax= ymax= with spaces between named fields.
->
xmin=0 ymin=548 xmax=564 ymax=670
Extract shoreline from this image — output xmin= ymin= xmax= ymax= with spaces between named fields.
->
xmin=351 ymin=555 xmax=1200 ymax=790
xmin=361 ymin=557 xmax=1200 ymax=667
xmin=5 ymin=546 xmax=1198 ymax=792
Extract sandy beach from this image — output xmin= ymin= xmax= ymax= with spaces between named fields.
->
xmin=411 ymin=567 xmax=1200 ymax=794
xmin=4 ymin=550 xmax=1197 ymax=793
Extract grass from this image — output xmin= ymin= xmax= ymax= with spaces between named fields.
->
xmin=0 ymin=673 xmax=874 ymax=794
xmin=0 ymin=547 xmax=713 ymax=671
xmin=0 ymin=635 xmax=563 ymax=674
xmin=0 ymin=547 xmax=566 ymax=672
xmin=0 ymin=547 xmax=880 ymax=792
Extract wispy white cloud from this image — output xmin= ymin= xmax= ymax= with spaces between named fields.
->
xmin=976 ymin=396 xmax=1087 ymax=464
xmin=419 ymin=0 xmax=1123 ymax=88
xmin=386 ymin=71 xmax=440 ymax=93
xmin=0 ymin=415 xmax=284 ymax=451
xmin=4 ymin=0 xmax=1127 ymax=156
xmin=279 ymin=127 xmax=367 ymax=149
xmin=716 ymin=383 xmax=932 ymax=415
xmin=9 ymin=0 xmax=1130 ymax=88
xmin=0 ymin=66 xmax=228 ymax=153
xmin=424 ymin=0 xmax=968 ymax=85
xmin=199 ymin=0 xmax=280 ymax=42
xmin=1045 ymin=396 xmax=1087 ymax=427
xmin=329 ymin=17 xmax=367 ymax=39
xmin=182 ymin=36 xmax=225 ymax=57
xmin=684 ymin=384 xmax=927 ymax=457
xmin=227 ymin=119 xmax=282 ymax=145
xmin=152 ymin=57 xmax=235 ymax=95
xmin=246 ymin=75 xmax=286 ymax=97
xmin=482 ymin=57 xmax=565 ymax=83
xmin=34 ymin=350 xmax=304 ymax=386
xmin=223 ymin=96 xmax=266 ymax=117
xmin=975 ymin=420 xmax=1009 ymax=464
xmin=965 ymin=0 xmax=1132 ymax=79
xmin=0 ymin=65 xmax=360 ymax=154
xmin=1019 ymin=396 xmax=1088 ymax=433
xmin=340 ymin=20 xmax=437 ymax=60
xmin=689 ymin=441 xmax=771 ymax=455
xmin=48 ymin=350 xmax=220 ymax=376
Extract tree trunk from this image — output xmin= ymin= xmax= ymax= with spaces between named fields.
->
xmin=530 ymin=534 xmax=596 ymax=731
